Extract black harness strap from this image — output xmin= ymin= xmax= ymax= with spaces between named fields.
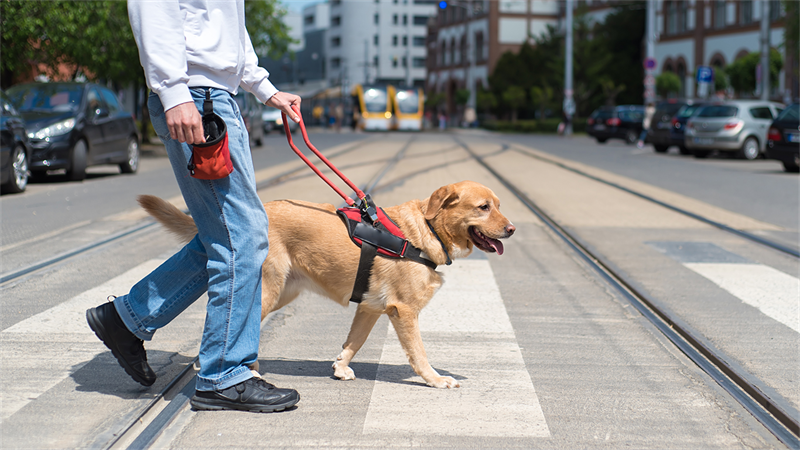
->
xmin=350 ymin=241 xmax=378 ymax=303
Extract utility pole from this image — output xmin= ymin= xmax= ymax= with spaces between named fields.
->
xmin=563 ymin=0 xmax=574 ymax=136
xmin=760 ymin=0 xmax=770 ymax=100
xmin=467 ymin=3 xmax=476 ymax=112
xmin=644 ymin=0 xmax=656 ymax=105
xmin=364 ymin=39 xmax=370 ymax=85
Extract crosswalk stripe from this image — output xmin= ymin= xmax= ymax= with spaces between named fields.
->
xmin=362 ymin=260 xmax=551 ymax=437
xmin=0 ymin=260 xmax=163 ymax=422
xmin=684 ymin=263 xmax=800 ymax=334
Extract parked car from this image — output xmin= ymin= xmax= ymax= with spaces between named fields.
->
xmin=5 ymin=82 xmax=139 ymax=181
xmin=262 ymin=107 xmax=298 ymax=134
xmin=587 ymin=105 xmax=645 ymax=145
xmin=1 ymin=90 xmax=31 ymax=193
xmin=667 ymin=102 xmax=710 ymax=155
xmin=648 ymin=100 xmax=691 ymax=153
xmin=233 ymin=91 xmax=264 ymax=147
xmin=685 ymin=101 xmax=784 ymax=160
xmin=765 ymin=103 xmax=799 ymax=172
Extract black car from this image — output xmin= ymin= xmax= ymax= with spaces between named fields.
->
xmin=587 ymin=105 xmax=645 ymax=145
xmin=647 ymin=100 xmax=690 ymax=153
xmin=1 ymin=91 xmax=31 ymax=193
xmin=6 ymin=82 xmax=139 ymax=181
xmin=766 ymin=103 xmax=799 ymax=172
xmin=666 ymin=102 xmax=709 ymax=155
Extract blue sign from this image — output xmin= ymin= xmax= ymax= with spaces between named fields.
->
xmin=644 ymin=58 xmax=657 ymax=70
xmin=439 ymin=1 xmax=447 ymax=9
xmin=696 ymin=66 xmax=713 ymax=83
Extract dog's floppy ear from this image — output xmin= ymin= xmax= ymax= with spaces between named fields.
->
xmin=424 ymin=184 xmax=459 ymax=220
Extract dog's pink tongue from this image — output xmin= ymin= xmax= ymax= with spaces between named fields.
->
xmin=489 ymin=238 xmax=504 ymax=255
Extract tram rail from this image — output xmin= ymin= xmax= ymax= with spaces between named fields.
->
xmin=456 ymin=138 xmax=800 ymax=448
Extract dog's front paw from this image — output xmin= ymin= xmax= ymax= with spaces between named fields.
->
xmin=332 ymin=361 xmax=356 ymax=380
xmin=428 ymin=376 xmax=460 ymax=389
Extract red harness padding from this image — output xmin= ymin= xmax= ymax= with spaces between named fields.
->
xmin=337 ymin=207 xmax=436 ymax=303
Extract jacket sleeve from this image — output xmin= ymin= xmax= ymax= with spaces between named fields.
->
xmin=239 ymin=30 xmax=280 ymax=105
xmin=127 ymin=0 xmax=193 ymax=111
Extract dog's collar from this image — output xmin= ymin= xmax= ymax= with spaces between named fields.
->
xmin=426 ymin=220 xmax=452 ymax=266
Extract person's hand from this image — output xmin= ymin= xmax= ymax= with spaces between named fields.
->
xmin=266 ymin=91 xmax=302 ymax=123
xmin=165 ymin=102 xmax=205 ymax=145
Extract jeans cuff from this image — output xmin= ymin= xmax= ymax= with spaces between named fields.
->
xmin=114 ymin=296 xmax=155 ymax=341
xmin=196 ymin=365 xmax=254 ymax=391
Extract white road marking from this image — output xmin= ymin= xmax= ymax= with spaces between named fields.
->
xmin=685 ymin=263 xmax=800 ymax=333
xmin=0 ymin=260 xmax=163 ymax=422
xmin=363 ymin=260 xmax=550 ymax=437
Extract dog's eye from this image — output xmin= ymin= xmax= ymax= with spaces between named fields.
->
xmin=479 ymin=203 xmax=490 ymax=211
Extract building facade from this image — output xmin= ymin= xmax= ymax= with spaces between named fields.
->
xmin=654 ymin=0 xmax=794 ymax=102
xmin=325 ymin=0 xmax=438 ymax=90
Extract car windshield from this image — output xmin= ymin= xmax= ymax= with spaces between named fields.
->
xmin=676 ymin=104 xmax=704 ymax=118
xmin=618 ymin=110 xmax=643 ymax=121
xmin=363 ymin=87 xmax=388 ymax=113
xmin=6 ymin=83 xmax=83 ymax=113
xmin=697 ymin=105 xmax=737 ymax=118
xmin=395 ymin=89 xmax=420 ymax=114
xmin=775 ymin=104 xmax=799 ymax=122
xmin=654 ymin=103 xmax=684 ymax=120
xmin=591 ymin=109 xmax=613 ymax=120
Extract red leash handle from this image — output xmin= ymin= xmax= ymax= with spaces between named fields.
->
xmin=282 ymin=105 xmax=365 ymax=207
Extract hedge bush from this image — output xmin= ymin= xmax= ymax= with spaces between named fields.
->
xmin=482 ymin=118 xmax=587 ymax=134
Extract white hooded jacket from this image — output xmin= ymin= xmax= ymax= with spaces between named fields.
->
xmin=128 ymin=0 xmax=279 ymax=112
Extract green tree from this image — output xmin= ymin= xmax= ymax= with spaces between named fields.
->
xmin=725 ymin=49 xmax=783 ymax=96
xmin=530 ymin=85 xmax=553 ymax=121
xmin=656 ymin=72 xmax=682 ymax=98
xmin=245 ymin=1 xmax=293 ymax=60
xmin=502 ymin=85 xmax=526 ymax=123
xmin=476 ymin=88 xmax=497 ymax=114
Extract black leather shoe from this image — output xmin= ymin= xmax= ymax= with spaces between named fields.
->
xmin=86 ymin=301 xmax=156 ymax=386
xmin=190 ymin=376 xmax=300 ymax=412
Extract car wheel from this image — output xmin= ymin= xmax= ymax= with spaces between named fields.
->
xmin=654 ymin=145 xmax=669 ymax=153
xmin=738 ymin=136 xmax=760 ymax=160
xmin=625 ymin=130 xmax=638 ymax=145
xmin=693 ymin=150 xmax=710 ymax=158
xmin=596 ymin=138 xmax=607 ymax=144
xmin=66 ymin=139 xmax=87 ymax=181
xmin=782 ymin=161 xmax=800 ymax=173
xmin=255 ymin=136 xmax=263 ymax=147
xmin=119 ymin=137 xmax=139 ymax=174
xmin=678 ymin=145 xmax=692 ymax=155
xmin=1 ymin=145 xmax=29 ymax=193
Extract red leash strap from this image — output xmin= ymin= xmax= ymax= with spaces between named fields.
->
xmin=282 ymin=105 xmax=364 ymax=207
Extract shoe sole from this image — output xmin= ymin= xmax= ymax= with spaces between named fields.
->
xmin=190 ymin=394 xmax=300 ymax=413
xmin=86 ymin=308 xmax=155 ymax=387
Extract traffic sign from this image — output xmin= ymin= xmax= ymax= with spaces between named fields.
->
xmin=696 ymin=66 xmax=713 ymax=83
xmin=644 ymin=58 xmax=657 ymax=70
xmin=644 ymin=75 xmax=656 ymax=86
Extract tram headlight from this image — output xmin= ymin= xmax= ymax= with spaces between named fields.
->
xmin=385 ymin=112 xmax=392 ymax=119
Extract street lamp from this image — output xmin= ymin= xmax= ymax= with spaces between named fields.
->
xmin=439 ymin=1 xmax=477 ymax=111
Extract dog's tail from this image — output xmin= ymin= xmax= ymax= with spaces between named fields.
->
xmin=137 ymin=195 xmax=198 ymax=245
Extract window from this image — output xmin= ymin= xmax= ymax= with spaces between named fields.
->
xmin=393 ymin=35 xmax=398 ymax=46
xmin=666 ymin=1 xmax=677 ymax=34
xmin=413 ymin=15 xmax=428 ymax=26
xmin=304 ymin=15 xmax=315 ymax=25
xmin=413 ymin=57 xmax=426 ymax=68
xmin=677 ymin=1 xmax=688 ymax=32
xmin=331 ymin=0 xmax=341 ymax=5
xmin=475 ymin=31 xmax=484 ymax=62
xmin=740 ymin=0 xmax=753 ymax=24
xmin=393 ymin=14 xmax=398 ymax=25
xmin=750 ymin=107 xmax=773 ymax=119
xmin=698 ymin=105 xmax=737 ymax=117
xmin=402 ymin=35 xmax=408 ymax=46
xmin=392 ymin=57 xmax=398 ymax=68
xmin=403 ymin=14 xmax=408 ymax=25
xmin=402 ymin=56 xmax=407 ymax=67
xmin=714 ymin=0 xmax=726 ymax=29
xmin=439 ymin=41 xmax=445 ymax=66
xmin=86 ymin=88 xmax=104 ymax=115
xmin=374 ymin=56 xmax=379 ymax=68
xmin=450 ymin=38 xmax=456 ymax=65
xmin=413 ymin=36 xmax=426 ymax=47
xmin=331 ymin=16 xmax=341 ymax=26
xmin=331 ymin=36 xmax=341 ymax=47
xmin=374 ymin=13 xmax=380 ymax=24
xmin=460 ymin=35 xmax=467 ymax=64
xmin=374 ymin=34 xmax=379 ymax=45
xmin=99 ymin=88 xmax=121 ymax=113
xmin=331 ymin=58 xmax=341 ymax=69
xmin=769 ymin=0 xmax=782 ymax=21
xmin=413 ymin=0 xmax=437 ymax=3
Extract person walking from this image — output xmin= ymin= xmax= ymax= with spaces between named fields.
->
xmin=637 ymin=102 xmax=656 ymax=149
xmin=86 ymin=0 xmax=301 ymax=413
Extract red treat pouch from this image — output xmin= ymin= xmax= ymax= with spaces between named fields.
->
xmin=187 ymin=90 xmax=234 ymax=180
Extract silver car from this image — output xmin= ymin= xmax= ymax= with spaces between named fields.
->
xmin=685 ymin=100 xmax=784 ymax=160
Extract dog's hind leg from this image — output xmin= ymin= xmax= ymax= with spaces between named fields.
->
xmin=387 ymin=304 xmax=460 ymax=389
xmin=333 ymin=305 xmax=381 ymax=380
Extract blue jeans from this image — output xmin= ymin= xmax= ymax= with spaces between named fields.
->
xmin=114 ymin=88 xmax=269 ymax=391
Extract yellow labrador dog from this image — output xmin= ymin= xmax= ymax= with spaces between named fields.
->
xmin=139 ymin=180 xmax=515 ymax=388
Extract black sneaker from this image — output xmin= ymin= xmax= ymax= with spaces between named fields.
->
xmin=190 ymin=376 xmax=300 ymax=412
xmin=86 ymin=301 xmax=156 ymax=386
